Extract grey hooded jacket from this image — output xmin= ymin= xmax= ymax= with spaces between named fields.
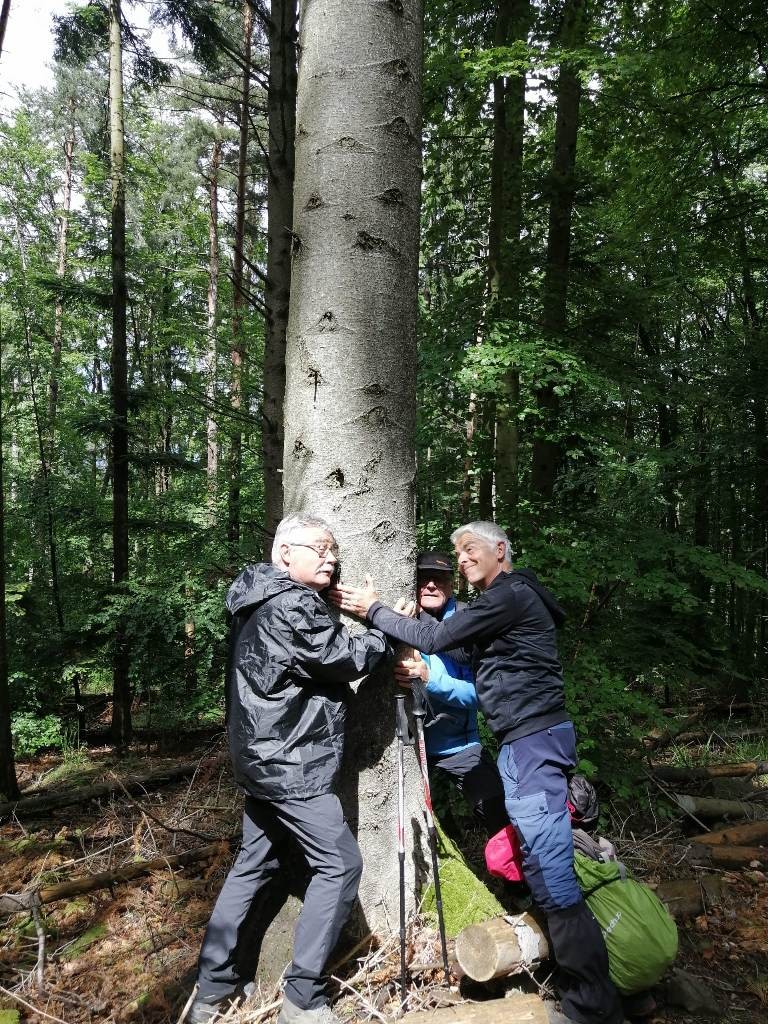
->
xmin=225 ymin=563 xmax=391 ymax=800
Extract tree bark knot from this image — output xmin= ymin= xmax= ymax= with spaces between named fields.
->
xmin=354 ymin=232 xmax=402 ymax=259
xmin=371 ymin=519 xmax=397 ymax=544
xmin=326 ymin=468 xmax=345 ymax=488
xmin=305 ymin=193 xmax=325 ymax=210
xmin=292 ymin=439 xmax=312 ymax=460
xmin=382 ymin=116 xmax=416 ymax=142
xmin=317 ymin=310 xmax=340 ymax=332
xmin=375 ymin=187 xmax=405 ymax=206
xmin=378 ymin=0 xmax=404 ymax=14
xmin=383 ymin=58 xmax=411 ymax=80
xmin=329 ymin=136 xmax=370 ymax=153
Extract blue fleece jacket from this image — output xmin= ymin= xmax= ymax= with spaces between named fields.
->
xmin=422 ymin=598 xmax=480 ymax=756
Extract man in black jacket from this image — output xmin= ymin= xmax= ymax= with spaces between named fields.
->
xmin=331 ymin=521 xmax=624 ymax=1024
xmin=187 ymin=514 xmax=391 ymax=1024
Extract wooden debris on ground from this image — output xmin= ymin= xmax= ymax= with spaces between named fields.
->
xmin=401 ymin=994 xmax=548 ymax=1024
xmin=654 ymin=876 xmax=726 ymax=918
xmin=651 ymin=761 xmax=768 ymax=783
xmin=672 ymin=793 xmax=767 ymax=822
xmin=454 ymin=916 xmax=548 ymax=982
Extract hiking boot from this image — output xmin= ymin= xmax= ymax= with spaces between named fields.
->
xmin=277 ymin=996 xmax=342 ymax=1024
xmin=621 ymin=990 xmax=657 ymax=1019
xmin=185 ymin=997 xmax=223 ymax=1024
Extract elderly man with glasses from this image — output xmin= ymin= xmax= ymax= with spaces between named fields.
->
xmin=186 ymin=514 xmax=391 ymax=1024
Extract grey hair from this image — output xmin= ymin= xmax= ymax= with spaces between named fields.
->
xmin=271 ymin=513 xmax=336 ymax=564
xmin=449 ymin=521 xmax=512 ymax=563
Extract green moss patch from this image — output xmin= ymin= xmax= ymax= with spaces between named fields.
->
xmin=421 ymin=821 xmax=505 ymax=938
xmin=61 ymin=922 xmax=108 ymax=961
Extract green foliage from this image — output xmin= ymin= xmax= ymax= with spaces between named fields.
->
xmin=11 ymin=713 xmax=64 ymax=757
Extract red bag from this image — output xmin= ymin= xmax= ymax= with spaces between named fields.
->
xmin=485 ymin=800 xmax=578 ymax=882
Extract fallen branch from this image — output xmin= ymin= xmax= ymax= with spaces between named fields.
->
xmin=643 ymin=711 xmax=703 ymax=752
xmin=687 ymin=844 xmax=767 ymax=869
xmin=0 ymin=835 xmax=238 ymax=915
xmin=650 ymin=761 xmax=768 ymax=783
xmin=673 ymin=793 xmax=767 ymax=822
xmin=654 ymin=876 xmax=725 ymax=917
xmin=107 ymin=771 xmax=217 ymax=842
xmin=0 ymin=755 xmax=226 ymax=821
xmin=689 ymin=820 xmax=768 ymax=846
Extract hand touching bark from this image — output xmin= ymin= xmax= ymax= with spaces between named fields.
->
xmin=328 ymin=575 xmax=379 ymax=617
xmin=394 ymin=650 xmax=429 ymax=690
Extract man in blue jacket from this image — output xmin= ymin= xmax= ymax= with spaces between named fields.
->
xmin=394 ymin=551 xmax=508 ymax=836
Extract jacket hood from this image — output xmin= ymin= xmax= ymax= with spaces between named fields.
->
xmin=226 ymin=562 xmax=300 ymax=615
xmin=512 ymin=569 xmax=567 ymax=628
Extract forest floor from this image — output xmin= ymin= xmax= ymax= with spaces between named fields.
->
xmin=1 ymin=719 xmax=767 ymax=1024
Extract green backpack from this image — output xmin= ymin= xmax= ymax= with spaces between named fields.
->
xmin=574 ymin=851 xmax=678 ymax=994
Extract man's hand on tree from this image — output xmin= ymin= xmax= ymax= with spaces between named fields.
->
xmin=328 ymin=575 xmax=379 ymax=617
xmin=394 ymin=652 xmax=429 ymax=689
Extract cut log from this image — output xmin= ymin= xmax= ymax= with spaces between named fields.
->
xmin=454 ymin=915 xmax=549 ymax=982
xmin=687 ymin=844 xmax=766 ymax=869
xmin=0 ymin=836 xmax=237 ymax=915
xmin=0 ymin=755 xmax=225 ymax=820
xmin=402 ymin=995 xmax=548 ymax=1024
xmin=690 ymin=820 xmax=768 ymax=846
xmin=651 ymin=761 xmax=768 ymax=783
xmin=654 ymin=876 xmax=725 ymax=917
xmin=672 ymin=793 xmax=766 ymax=821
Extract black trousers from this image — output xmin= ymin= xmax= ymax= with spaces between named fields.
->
xmin=196 ymin=793 xmax=362 ymax=1009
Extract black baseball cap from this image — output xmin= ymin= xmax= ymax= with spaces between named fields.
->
xmin=416 ymin=551 xmax=453 ymax=574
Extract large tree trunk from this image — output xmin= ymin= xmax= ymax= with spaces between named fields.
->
xmin=109 ymin=0 xmax=131 ymax=749
xmin=0 ymin=340 xmax=19 ymax=802
xmin=261 ymin=0 xmax=297 ymax=556
xmin=227 ymin=0 xmax=254 ymax=553
xmin=282 ymin=0 xmax=424 ymax=933
xmin=205 ymin=135 xmax=221 ymax=510
xmin=489 ymin=0 xmax=530 ymax=532
xmin=530 ymin=0 xmax=585 ymax=501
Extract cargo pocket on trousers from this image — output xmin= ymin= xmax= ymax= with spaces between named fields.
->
xmin=506 ymin=791 xmax=548 ymax=853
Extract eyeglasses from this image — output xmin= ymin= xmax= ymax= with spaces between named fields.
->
xmin=289 ymin=541 xmax=339 ymax=559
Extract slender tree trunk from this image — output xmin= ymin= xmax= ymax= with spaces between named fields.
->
xmin=0 ymin=0 xmax=11 ymax=59
xmin=530 ymin=0 xmax=585 ymax=501
xmin=227 ymin=0 xmax=254 ymax=552
xmin=50 ymin=112 xmax=74 ymax=438
xmin=489 ymin=0 xmax=530 ymax=532
xmin=283 ymin=0 xmax=424 ymax=931
xmin=0 ymin=332 xmax=20 ymax=801
xmin=109 ymin=0 xmax=131 ymax=749
xmin=261 ymin=0 xmax=297 ymax=555
xmin=205 ymin=135 xmax=221 ymax=511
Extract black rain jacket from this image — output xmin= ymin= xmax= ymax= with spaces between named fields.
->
xmin=369 ymin=569 xmax=567 ymax=744
xmin=226 ymin=563 xmax=391 ymax=800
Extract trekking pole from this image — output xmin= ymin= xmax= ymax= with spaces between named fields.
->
xmin=394 ymin=692 xmax=410 ymax=1009
xmin=410 ymin=677 xmax=450 ymax=978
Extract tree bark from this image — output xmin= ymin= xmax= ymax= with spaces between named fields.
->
xmin=651 ymin=761 xmax=768 ymax=783
xmin=673 ymin=793 xmax=766 ymax=822
xmin=282 ymin=0 xmax=423 ymax=933
xmin=530 ymin=0 xmax=585 ymax=501
xmin=489 ymin=0 xmax=530 ymax=531
xmin=0 ymin=337 xmax=19 ymax=801
xmin=455 ymin=914 xmax=549 ymax=981
xmin=261 ymin=0 xmax=297 ymax=556
xmin=109 ymin=0 xmax=131 ymax=749
xmin=205 ymin=134 xmax=221 ymax=510
xmin=690 ymin=819 xmax=768 ymax=847
xmin=687 ymin=843 xmax=767 ymax=870
xmin=50 ymin=110 xmax=74 ymax=437
xmin=0 ymin=0 xmax=11 ymax=59
xmin=227 ymin=0 xmax=254 ymax=552
xmin=654 ymin=876 xmax=725 ymax=918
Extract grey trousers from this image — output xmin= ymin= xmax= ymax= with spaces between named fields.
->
xmin=196 ymin=793 xmax=363 ymax=1009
